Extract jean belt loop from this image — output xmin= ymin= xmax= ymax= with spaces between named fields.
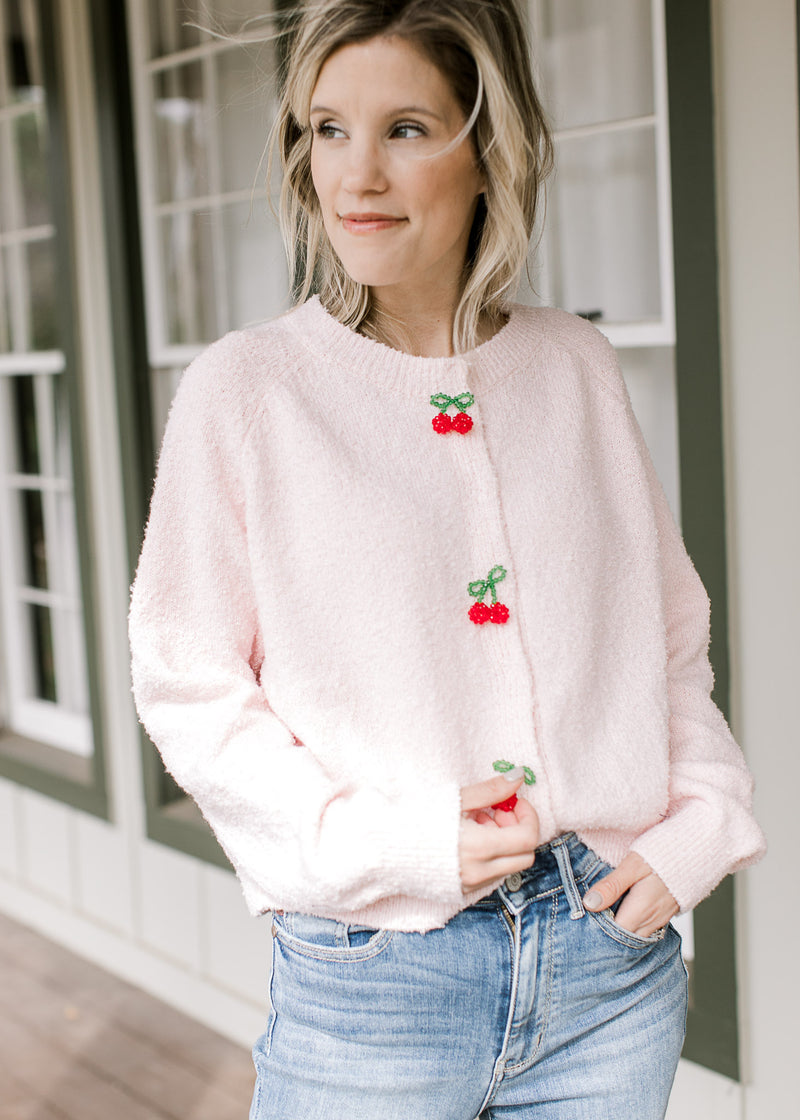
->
xmin=552 ymin=837 xmax=585 ymax=920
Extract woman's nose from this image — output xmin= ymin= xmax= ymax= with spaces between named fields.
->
xmin=341 ymin=138 xmax=388 ymax=193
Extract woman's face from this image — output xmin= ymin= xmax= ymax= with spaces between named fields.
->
xmin=309 ymin=36 xmax=484 ymax=306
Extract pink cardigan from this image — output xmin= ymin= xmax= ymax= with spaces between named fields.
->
xmin=129 ymin=298 xmax=765 ymax=932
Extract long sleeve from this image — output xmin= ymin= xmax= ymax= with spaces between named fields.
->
xmin=128 ymin=336 xmax=464 ymax=924
xmin=625 ymin=402 xmax=766 ymax=910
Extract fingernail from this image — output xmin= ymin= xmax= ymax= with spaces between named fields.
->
xmin=583 ymin=890 xmax=603 ymax=910
xmin=502 ymin=766 xmax=525 ymax=782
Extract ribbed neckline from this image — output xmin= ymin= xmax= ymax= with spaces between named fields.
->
xmin=281 ymin=296 xmax=546 ymax=398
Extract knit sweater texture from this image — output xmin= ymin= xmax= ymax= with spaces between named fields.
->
xmin=129 ymin=297 xmax=765 ymax=932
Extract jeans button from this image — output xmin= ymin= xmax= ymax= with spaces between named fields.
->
xmin=505 ymin=872 xmax=523 ymax=892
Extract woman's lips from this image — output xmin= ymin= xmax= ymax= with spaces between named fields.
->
xmin=340 ymin=213 xmax=406 ymax=233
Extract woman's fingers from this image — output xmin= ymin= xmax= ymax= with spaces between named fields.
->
xmin=459 ymin=799 xmax=539 ymax=892
xmin=494 ymin=794 xmax=537 ymax=829
xmin=582 ymin=850 xmax=645 ymax=910
xmin=613 ymin=877 xmax=678 ymax=937
xmin=460 ymin=800 xmax=678 ymax=932
xmin=582 ymin=851 xmax=679 ymax=938
xmin=460 ymin=774 xmax=524 ymax=814
xmin=459 ymin=837 xmax=538 ymax=891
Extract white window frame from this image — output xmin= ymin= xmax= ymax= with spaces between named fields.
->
xmin=528 ymin=0 xmax=675 ymax=349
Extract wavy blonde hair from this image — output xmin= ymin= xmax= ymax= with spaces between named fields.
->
xmin=272 ymin=0 xmax=553 ymax=352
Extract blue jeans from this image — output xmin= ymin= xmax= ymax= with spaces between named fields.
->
xmin=250 ymin=834 xmax=687 ymax=1119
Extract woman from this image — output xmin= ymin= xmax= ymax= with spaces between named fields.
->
xmin=129 ymin=1 xmax=765 ymax=1116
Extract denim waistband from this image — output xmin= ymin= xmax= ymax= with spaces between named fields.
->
xmin=473 ymin=832 xmax=606 ymax=917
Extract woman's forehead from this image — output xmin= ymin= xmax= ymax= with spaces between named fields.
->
xmin=311 ymin=36 xmax=462 ymax=115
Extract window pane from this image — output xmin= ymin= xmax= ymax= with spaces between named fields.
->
xmin=537 ymin=0 xmax=654 ymax=129
xmin=160 ymin=209 xmax=217 ymax=343
xmin=54 ymin=489 xmax=81 ymax=599
xmin=149 ymin=365 xmax=183 ymax=443
xmin=548 ymin=128 xmax=661 ymax=323
xmin=13 ymin=105 xmax=50 ymax=228
xmin=216 ymin=42 xmax=277 ymax=196
xmin=25 ymin=237 xmax=58 ymax=350
xmin=221 ymin=200 xmax=287 ymax=326
xmin=0 ymin=244 xmax=23 ymax=349
xmin=20 ymin=487 xmax=47 ymax=588
xmin=1 ymin=0 xmax=42 ymax=107
xmin=56 ymin=602 xmax=90 ymax=714
xmin=154 ymin=61 xmax=208 ymax=204
xmin=52 ymin=369 xmax=72 ymax=479
xmin=29 ymin=602 xmax=56 ymax=702
xmin=2 ymin=239 xmax=59 ymax=353
xmin=147 ymin=0 xmax=205 ymax=58
xmin=11 ymin=374 xmax=39 ymax=473
xmin=147 ymin=0 xmax=274 ymax=59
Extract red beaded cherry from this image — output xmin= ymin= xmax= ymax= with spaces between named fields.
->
xmin=432 ymin=413 xmax=453 ymax=434
xmin=451 ymin=412 xmax=473 ymax=434
xmin=468 ymin=602 xmax=492 ymax=625
xmin=491 ymin=793 xmax=519 ymax=813
xmin=489 ymin=602 xmax=510 ymax=624
xmin=468 ymin=566 xmax=508 ymax=624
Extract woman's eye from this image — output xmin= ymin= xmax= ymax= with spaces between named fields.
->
xmin=391 ymin=121 xmax=426 ymax=139
xmin=313 ymin=121 xmax=345 ymax=140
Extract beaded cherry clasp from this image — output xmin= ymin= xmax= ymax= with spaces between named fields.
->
xmin=491 ymin=759 xmax=536 ymax=812
xmin=431 ymin=392 xmax=474 ymax=434
xmin=468 ymin=565 xmax=510 ymax=624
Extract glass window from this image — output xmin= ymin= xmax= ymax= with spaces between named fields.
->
xmin=129 ymin=0 xmax=287 ymax=372
xmin=0 ymin=0 xmax=93 ymax=759
xmin=548 ymin=127 xmax=661 ymax=325
xmin=537 ymin=0 xmax=654 ymax=129
xmin=525 ymin=0 xmax=674 ymax=345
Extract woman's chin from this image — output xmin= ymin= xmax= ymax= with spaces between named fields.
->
xmin=334 ymin=261 xmax=404 ymax=292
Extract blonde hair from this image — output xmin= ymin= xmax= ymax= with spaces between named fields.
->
xmin=273 ymin=0 xmax=553 ymax=352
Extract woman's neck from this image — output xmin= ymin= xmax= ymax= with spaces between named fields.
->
xmin=367 ymin=289 xmax=500 ymax=358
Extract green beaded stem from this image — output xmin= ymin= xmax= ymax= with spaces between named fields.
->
xmin=493 ymin=759 xmax=536 ymax=785
xmin=430 ymin=392 xmax=474 ymax=412
xmin=468 ymin=565 xmax=507 ymax=604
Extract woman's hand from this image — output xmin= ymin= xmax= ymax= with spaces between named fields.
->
xmin=582 ymin=851 xmax=679 ymax=938
xmin=459 ymin=776 xmax=540 ymax=893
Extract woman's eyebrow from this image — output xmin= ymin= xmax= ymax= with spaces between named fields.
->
xmin=309 ymin=103 xmax=444 ymax=122
xmin=388 ymin=105 xmax=443 ymax=120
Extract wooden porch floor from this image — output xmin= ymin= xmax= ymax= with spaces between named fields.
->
xmin=0 ymin=911 xmax=255 ymax=1119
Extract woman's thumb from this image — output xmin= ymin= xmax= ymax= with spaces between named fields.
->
xmin=461 ymin=769 xmax=525 ymax=813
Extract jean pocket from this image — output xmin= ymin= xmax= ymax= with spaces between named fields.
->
xmin=581 ymin=857 xmax=668 ymax=950
xmin=588 ymin=907 xmax=668 ymax=950
xmin=273 ymin=911 xmax=394 ymax=962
